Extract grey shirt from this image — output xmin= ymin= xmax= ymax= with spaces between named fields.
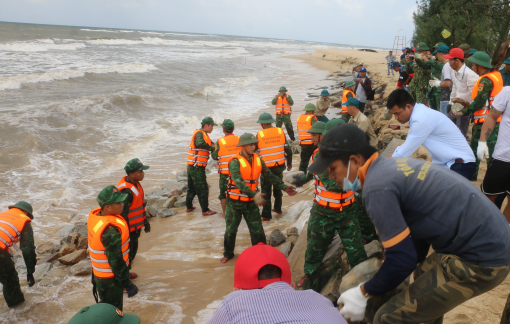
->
xmin=363 ymin=156 xmax=510 ymax=267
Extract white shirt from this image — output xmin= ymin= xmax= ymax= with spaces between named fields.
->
xmin=356 ymin=78 xmax=367 ymax=102
xmin=492 ymin=87 xmax=510 ymax=162
xmin=393 ymin=104 xmax=476 ymax=168
xmin=449 ymin=63 xmax=479 ymax=104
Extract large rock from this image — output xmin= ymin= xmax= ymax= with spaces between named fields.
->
xmin=73 ymin=223 xmax=88 ymax=236
xmin=77 ymin=236 xmax=88 ymax=250
xmin=56 ymin=225 xmax=76 ymax=238
xmin=50 ymin=244 xmax=62 ymax=254
xmin=37 ymin=253 xmax=59 ymax=265
xmin=58 ymin=249 xmax=87 ymax=265
xmin=162 ymin=180 xmax=180 ymax=192
xmin=173 ymin=197 xmax=186 ymax=208
xmin=280 ymin=241 xmax=293 ymax=258
xmin=69 ymin=260 xmax=92 ymax=276
xmin=381 ymin=138 xmax=405 ymax=157
xmin=162 ymin=196 xmax=178 ymax=208
xmin=36 ymin=242 xmax=54 ymax=255
xmin=146 ymin=196 xmax=168 ymax=208
xmin=364 ymin=240 xmax=384 ymax=259
xmin=59 ymin=243 xmax=77 ymax=256
xmin=66 ymin=232 xmax=80 ymax=245
xmin=269 ymin=228 xmax=286 ymax=247
xmin=39 ymin=266 xmax=68 ymax=287
xmin=33 ymin=262 xmax=53 ymax=281
xmin=176 ymin=170 xmax=187 ymax=182
xmin=158 ymin=208 xmax=178 ymax=218
xmin=146 ymin=204 xmax=159 ymax=217
xmin=288 ymin=222 xmax=309 ymax=283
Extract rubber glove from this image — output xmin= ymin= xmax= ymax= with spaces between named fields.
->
xmin=428 ymin=78 xmax=441 ymax=87
xmin=126 ymin=284 xmax=139 ymax=298
xmin=27 ymin=273 xmax=35 ymax=287
xmin=477 ymin=141 xmax=489 ymax=161
xmin=338 ymin=284 xmax=368 ymax=322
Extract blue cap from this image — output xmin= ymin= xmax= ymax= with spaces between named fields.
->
xmin=433 ymin=44 xmax=449 ymax=55
xmin=359 ymin=67 xmax=367 ymax=72
xmin=469 ymin=49 xmax=477 ymax=55
xmin=504 ymin=57 xmax=510 ymax=65
xmin=391 ymin=62 xmax=401 ymax=68
xmin=344 ymin=97 xmax=359 ymax=108
xmin=320 ymin=89 xmax=330 ymax=96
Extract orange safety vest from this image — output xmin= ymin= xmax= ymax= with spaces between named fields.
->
xmin=471 ymin=71 xmax=504 ymax=125
xmin=187 ymin=129 xmax=212 ymax=167
xmin=311 ymin=149 xmax=355 ymax=210
xmin=88 ymin=208 xmax=130 ymax=279
xmin=217 ymin=135 xmax=241 ymax=175
xmin=275 ymin=96 xmax=292 ymax=115
xmin=117 ymin=177 xmax=146 ymax=232
xmin=0 ymin=208 xmax=31 ymax=254
xmin=257 ymin=127 xmax=286 ymax=168
xmin=297 ymin=114 xmax=318 ymax=145
xmin=226 ymin=153 xmax=262 ymax=202
xmin=342 ymin=90 xmax=356 ymax=114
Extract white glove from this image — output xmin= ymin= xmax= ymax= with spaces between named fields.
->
xmin=337 ymin=284 xmax=368 ymax=322
xmin=428 ymin=78 xmax=441 ymax=87
xmin=477 ymin=141 xmax=490 ymax=162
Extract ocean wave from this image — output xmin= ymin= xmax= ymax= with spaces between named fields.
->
xmin=0 ymin=63 xmax=157 ymax=90
xmin=0 ymin=40 xmax=86 ymax=52
xmin=196 ymin=75 xmax=259 ymax=96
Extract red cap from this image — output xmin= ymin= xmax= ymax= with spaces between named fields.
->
xmin=443 ymin=48 xmax=464 ymax=60
xmin=234 ymin=243 xmax=292 ymax=289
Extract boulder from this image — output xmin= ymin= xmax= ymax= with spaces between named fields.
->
xmin=145 ymin=189 xmax=169 ymax=197
xmin=269 ymin=228 xmax=286 ymax=247
xmin=173 ymin=197 xmax=186 ymax=208
xmin=176 ymin=170 xmax=187 ymax=182
xmin=381 ymin=138 xmax=405 ymax=158
xmin=177 ymin=182 xmax=188 ymax=192
xmin=14 ymin=255 xmax=26 ymax=271
xmin=67 ymin=232 xmax=80 ymax=245
xmin=364 ymin=240 xmax=384 ymax=259
xmin=59 ymin=243 xmax=77 ymax=256
xmin=146 ymin=204 xmax=159 ymax=217
xmin=77 ymin=236 xmax=88 ymax=250
xmin=68 ymin=213 xmax=77 ymax=220
xmin=286 ymin=227 xmax=298 ymax=236
xmin=169 ymin=189 xmax=183 ymax=197
xmin=73 ymin=223 xmax=88 ymax=236
xmin=56 ymin=225 xmax=76 ymax=238
xmin=287 ymin=234 xmax=299 ymax=244
xmin=36 ymin=242 xmax=54 ymax=255
xmin=69 ymin=260 xmax=92 ymax=276
xmin=280 ymin=241 xmax=293 ymax=258
xmin=146 ymin=196 xmax=168 ymax=208
xmin=158 ymin=208 xmax=178 ymax=218
xmin=59 ymin=249 xmax=87 ymax=265
xmin=288 ymin=222 xmax=309 ymax=284
xmin=33 ymin=262 xmax=53 ymax=281
xmin=162 ymin=180 xmax=180 ymax=192
xmin=37 ymin=253 xmax=59 ymax=265
xmin=162 ymin=196 xmax=178 ymax=208
xmin=50 ymin=244 xmax=62 ymax=254
xmin=39 ymin=266 xmax=68 ymax=287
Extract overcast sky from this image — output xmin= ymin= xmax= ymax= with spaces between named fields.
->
xmin=0 ymin=0 xmax=417 ymax=48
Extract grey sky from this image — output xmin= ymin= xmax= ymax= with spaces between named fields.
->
xmin=0 ymin=0 xmax=416 ymax=48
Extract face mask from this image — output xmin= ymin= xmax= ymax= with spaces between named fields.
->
xmin=343 ymin=160 xmax=361 ymax=191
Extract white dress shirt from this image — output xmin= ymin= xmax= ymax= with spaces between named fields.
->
xmin=449 ymin=63 xmax=479 ymax=104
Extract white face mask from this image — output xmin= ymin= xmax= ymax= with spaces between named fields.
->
xmin=343 ymin=160 xmax=362 ymax=192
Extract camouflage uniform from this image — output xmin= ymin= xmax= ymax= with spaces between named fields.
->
xmin=374 ymin=252 xmax=510 ymax=324
xmin=119 ymin=177 xmax=140 ymax=265
xmin=212 ymin=144 xmax=229 ymax=200
xmin=299 ymin=145 xmax=317 ymax=173
xmin=0 ymin=222 xmax=36 ymax=307
xmin=186 ymin=131 xmax=215 ymax=212
xmin=259 ymin=125 xmax=293 ymax=220
xmin=223 ymin=152 xmax=288 ymax=259
xmin=272 ymin=95 xmax=295 ymax=141
xmin=415 ymin=58 xmax=444 ymax=110
xmin=406 ymin=59 xmax=431 ymax=104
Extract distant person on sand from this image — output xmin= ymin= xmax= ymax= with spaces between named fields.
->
xmin=315 ymin=89 xmax=340 ymax=122
xmin=0 ymin=201 xmax=36 ymax=308
xmin=297 ymin=103 xmax=318 ymax=172
xmin=221 ymin=133 xmax=296 ymax=263
xmin=208 ymin=243 xmax=347 ymax=324
xmin=186 ymin=117 xmax=218 ymax=216
xmin=354 ymin=67 xmax=374 ymax=115
xmin=271 ymin=86 xmax=295 ymax=141
xmin=385 ymin=51 xmax=397 ymax=75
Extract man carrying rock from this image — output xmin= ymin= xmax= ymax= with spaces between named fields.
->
xmin=340 ymin=81 xmax=356 ymax=123
xmin=117 ymin=158 xmax=150 ymax=278
xmin=309 ymin=123 xmax=510 ymax=324
xmin=346 ymin=98 xmax=378 ymax=148
xmin=186 ymin=117 xmax=217 ymax=216
xmin=212 ymin=119 xmax=240 ymax=218
xmin=297 ymin=103 xmax=318 ymax=173
xmin=256 ymin=113 xmax=293 ymax=221
xmin=271 ymin=86 xmax=295 ymax=141
xmin=221 ymin=133 xmax=296 ymax=263
xmin=0 ymin=201 xmax=36 ymax=307
xmin=315 ymin=89 xmax=340 ymax=123
xmin=88 ymin=186 xmax=138 ymax=311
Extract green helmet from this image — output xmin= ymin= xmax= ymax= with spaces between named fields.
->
xmin=201 ymin=117 xmax=217 ymax=126
xmin=433 ymin=42 xmax=446 ymax=49
xmin=279 ymin=86 xmax=288 ymax=92
xmin=237 ymin=133 xmax=259 ymax=147
xmin=124 ymin=158 xmax=149 ymax=175
xmin=97 ymin=185 xmax=128 ymax=208
xmin=67 ymin=303 xmax=140 ymax=324
xmin=458 ymin=44 xmax=472 ymax=55
xmin=467 ymin=51 xmax=493 ymax=69
xmin=303 ymin=103 xmax=317 ymax=111
xmin=256 ymin=112 xmax=276 ymax=124
xmin=308 ymin=121 xmax=326 ymax=134
xmin=323 ymin=118 xmax=345 ymax=135
xmin=415 ymin=42 xmax=430 ymax=52
xmin=8 ymin=201 xmax=33 ymax=219
xmin=344 ymin=80 xmax=356 ymax=88
xmin=221 ymin=119 xmax=235 ymax=132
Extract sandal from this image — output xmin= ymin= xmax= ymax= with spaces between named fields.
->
xmin=221 ymin=257 xmax=230 ymax=263
xmin=186 ymin=207 xmax=196 ymax=213
xmin=261 ymin=217 xmax=271 ymax=222
xmin=202 ymin=210 xmax=217 ymax=216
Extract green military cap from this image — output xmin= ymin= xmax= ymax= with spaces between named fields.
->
xmin=221 ymin=119 xmax=235 ymax=132
xmin=201 ymin=116 xmax=217 ymax=126
xmin=237 ymin=133 xmax=259 ymax=147
xmin=124 ymin=158 xmax=149 ymax=174
xmin=344 ymin=80 xmax=356 ymax=88
xmin=256 ymin=112 xmax=276 ymax=124
xmin=308 ymin=121 xmax=326 ymax=134
xmin=504 ymin=57 xmax=510 ymax=65
xmin=357 ymin=62 xmax=364 ymax=66
xmin=279 ymin=86 xmax=288 ymax=92
xmin=303 ymin=103 xmax=317 ymax=111
xmin=344 ymin=97 xmax=359 ymax=108
xmin=97 ymin=185 xmax=128 ymax=207
xmin=433 ymin=42 xmax=446 ymax=49
xmin=67 ymin=303 xmax=140 ymax=324
xmin=467 ymin=51 xmax=493 ymax=69
xmin=322 ymin=118 xmax=345 ymax=135
xmin=458 ymin=44 xmax=472 ymax=55
xmin=415 ymin=42 xmax=430 ymax=51
xmin=8 ymin=201 xmax=33 ymax=219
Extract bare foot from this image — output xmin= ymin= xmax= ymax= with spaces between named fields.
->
xmin=129 ymin=272 xmax=138 ymax=279
xmin=272 ymin=209 xmax=282 ymax=214
xmin=221 ymin=257 xmax=230 ymax=263
xmin=186 ymin=207 xmax=196 ymax=213
xmin=202 ymin=210 xmax=217 ymax=216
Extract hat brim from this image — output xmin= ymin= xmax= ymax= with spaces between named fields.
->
xmin=467 ymin=57 xmax=492 ymax=69
xmin=432 ymin=51 xmax=437 ymax=55
xmin=307 ymin=155 xmax=336 ymax=175
xmin=320 ymin=94 xmax=329 ymax=96
xmin=442 ymin=53 xmax=461 ymax=59
xmin=503 ymin=59 xmax=510 ymax=64
xmin=236 ymin=140 xmax=259 ymax=147
xmin=256 ymin=118 xmax=276 ymax=124
xmin=119 ymin=312 xmax=141 ymax=324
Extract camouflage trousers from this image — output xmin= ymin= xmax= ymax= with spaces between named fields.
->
xmin=299 ymin=145 xmax=317 ymax=173
xmin=352 ymin=191 xmax=379 ymax=244
xmin=223 ymin=199 xmax=266 ymax=259
xmin=186 ymin=165 xmax=209 ymax=212
xmin=304 ymin=202 xmax=368 ymax=276
xmin=427 ymin=90 xmax=441 ymax=111
xmin=276 ymin=114 xmax=295 ymax=141
xmin=260 ymin=165 xmax=285 ymax=219
xmin=470 ymin=123 xmax=499 ymax=181
xmin=410 ymin=84 xmax=427 ymax=105
xmin=341 ymin=113 xmax=351 ymax=123
xmin=93 ymin=275 xmax=124 ymax=310
xmin=374 ymin=252 xmax=510 ymax=324
xmin=218 ymin=174 xmax=228 ymax=200
xmin=0 ymin=250 xmax=24 ymax=307
xmin=128 ymin=229 xmax=140 ymax=266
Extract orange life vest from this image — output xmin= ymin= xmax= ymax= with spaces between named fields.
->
xmin=0 ymin=208 xmax=31 ymax=254
xmin=342 ymin=90 xmax=356 ymax=114
xmin=297 ymin=114 xmax=318 ymax=145
xmin=88 ymin=208 xmax=130 ymax=279
xmin=471 ymin=71 xmax=504 ymax=125
xmin=117 ymin=177 xmax=146 ymax=232
xmin=217 ymin=134 xmax=241 ymax=175
xmin=311 ymin=149 xmax=355 ymax=210
xmin=187 ymin=129 xmax=212 ymax=167
xmin=227 ymin=153 xmax=262 ymax=202
xmin=257 ymin=127 xmax=286 ymax=168
xmin=275 ymin=96 xmax=292 ymax=115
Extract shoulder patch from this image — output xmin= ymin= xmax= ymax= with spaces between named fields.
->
xmin=478 ymin=83 xmax=484 ymax=92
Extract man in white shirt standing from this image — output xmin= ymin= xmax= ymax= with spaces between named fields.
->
xmin=444 ymin=48 xmax=478 ymax=137
xmin=388 ymin=89 xmax=476 ymax=180
xmin=386 ymin=51 xmax=397 ymax=76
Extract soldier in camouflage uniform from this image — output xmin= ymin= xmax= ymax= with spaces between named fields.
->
xmin=405 ymin=42 xmax=432 ymax=105
xmin=90 ymin=186 xmax=138 ymax=310
xmin=221 ymin=133 xmax=297 ymax=263
xmin=271 ymin=86 xmax=295 ymax=141
xmin=298 ymin=103 xmax=318 ymax=172
xmin=414 ymin=47 xmax=445 ymax=111
xmin=0 ymin=201 xmax=36 ymax=307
